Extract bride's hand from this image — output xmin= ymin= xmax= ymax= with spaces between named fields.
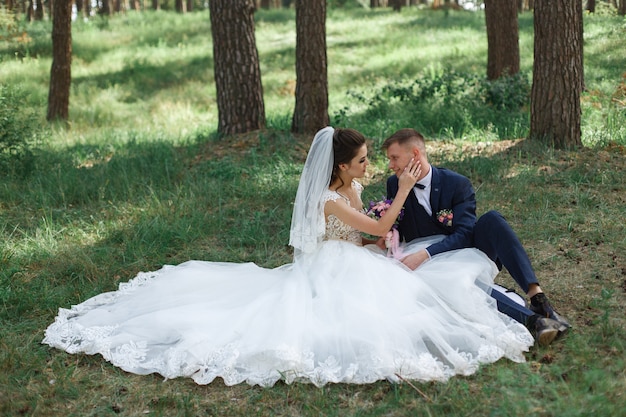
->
xmin=398 ymin=158 xmax=422 ymax=192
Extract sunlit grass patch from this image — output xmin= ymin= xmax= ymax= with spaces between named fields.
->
xmin=1 ymin=7 xmax=626 ymax=417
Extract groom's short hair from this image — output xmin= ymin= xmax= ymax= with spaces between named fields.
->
xmin=382 ymin=129 xmax=426 ymax=150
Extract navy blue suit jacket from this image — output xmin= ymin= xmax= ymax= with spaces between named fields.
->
xmin=386 ymin=166 xmax=476 ymax=257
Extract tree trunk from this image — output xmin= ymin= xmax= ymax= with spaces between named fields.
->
xmin=529 ymin=0 xmax=583 ymax=148
xmin=292 ymin=0 xmax=329 ymax=134
xmin=209 ymin=0 xmax=266 ymax=135
xmin=27 ymin=0 xmax=35 ymax=21
xmin=76 ymin=0 xmax=85 ymax=17
xmin=100 ymin=0 xmax=112 ymax=15
xmin=586 ymin=0 xmax=595 ymax=13
xmin=47 ymin=0 xmax=72 ymax=122
xmin=484 ymin=0 xmax=520 ymax=80
xmin=34 ymin=0 xmax=44 ymax=20
xmin=152 ymin=0 xmax=160 ymax=10
xmin=618 ymin=0 xmax=626 ymax=16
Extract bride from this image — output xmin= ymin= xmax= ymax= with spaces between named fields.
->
xmin=43 ymin=127 xmax=533 ymax=387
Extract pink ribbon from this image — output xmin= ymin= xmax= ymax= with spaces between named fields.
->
xmin=385 ymin=229 xmax=403 ymax=260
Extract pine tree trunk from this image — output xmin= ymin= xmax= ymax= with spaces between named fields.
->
xmin=34 ymin=0 xmax=44 ymax=20
xmin=292 ymin=0 xmax=329 ymax=134
xmin=210 ymin=0 xmax=266 ymax=135
xmin=586 ymin=0 xmax=596 ymax=13
xmin=529 ymin=0 xmax=583 ymax=148
xmin=484 ymin=0 xmax=520 ymax=80
xmin=76 ymin=0 xmax=85 ymax=17
xmin=100 ymin=0 xmax=112 ymax=15
xmin=46 ymin=0 xmax=72 ymax=122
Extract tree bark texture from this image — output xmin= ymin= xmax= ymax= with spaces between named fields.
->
xmin=530 ymin=0 xmax=583 ymax=148
xmin=484 ymin=0 xmax=520 ymax=80
xmin=34 ymin=0 xmax=44 ymax=20
xmin=46 ymin=0 xmax=72 ymax=122
xmin=292 ymin=0 xmax=329 ymax=134
xmin=209 ymin=0 xmax=266 ymax=135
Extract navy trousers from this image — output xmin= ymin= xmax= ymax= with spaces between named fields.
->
xmin=474 ymin=210 xmax=538 ymax=325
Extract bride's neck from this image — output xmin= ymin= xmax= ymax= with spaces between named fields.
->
xmin=330 ymin=175 xmax=354 ymax=192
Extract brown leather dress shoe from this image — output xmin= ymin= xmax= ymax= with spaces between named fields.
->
xmin=534 ymin=317 xmax=563 ymax=347
xmin=530 ymin=293 xmax=572 ymax=336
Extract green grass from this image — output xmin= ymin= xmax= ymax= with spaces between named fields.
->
xmin=1 ymin=7 xmax=626 ymax=417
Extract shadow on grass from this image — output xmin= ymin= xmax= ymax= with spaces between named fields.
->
xmin=1 ymin=130 xmax=310 ymax=316
xmin=1 ymin=130 xmax=625 ymax=417
xmin=72 ymin=54 xmax=214 ymax=101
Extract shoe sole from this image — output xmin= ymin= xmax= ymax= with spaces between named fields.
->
xmin=538 ymin=328 xmax=559 ymax=347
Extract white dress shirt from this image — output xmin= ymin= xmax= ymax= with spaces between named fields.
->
xmin=413 ymin=167 xmax=432 ymax=216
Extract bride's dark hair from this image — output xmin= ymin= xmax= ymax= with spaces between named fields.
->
xmin=330 ymin=128 xmax=366 ymax=189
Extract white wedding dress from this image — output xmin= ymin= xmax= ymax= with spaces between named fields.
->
xmin=43 ymin=184 xmax=534 ymax=387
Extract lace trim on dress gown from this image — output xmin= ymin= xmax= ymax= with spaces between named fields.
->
xmin=42 ymin=180 xmax=534 ymax=387
xmin=322 ymin=181 xmax=364 ymax=245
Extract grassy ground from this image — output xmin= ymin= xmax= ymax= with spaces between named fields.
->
xmin=1 ymin=7 xmax=625 ymax=417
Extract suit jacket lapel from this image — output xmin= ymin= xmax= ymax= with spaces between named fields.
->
xmin=429 ymin=166 xmax=441 ymax=218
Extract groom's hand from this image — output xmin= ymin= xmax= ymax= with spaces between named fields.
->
xmin=401 ymin=250 xmax=430 ymax=270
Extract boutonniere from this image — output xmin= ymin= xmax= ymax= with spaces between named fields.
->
xmin=436 ymin=209 xmax=453 ymax=227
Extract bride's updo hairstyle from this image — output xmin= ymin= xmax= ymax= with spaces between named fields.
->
xmin=330 ymin=128 xmax=366 ymax=188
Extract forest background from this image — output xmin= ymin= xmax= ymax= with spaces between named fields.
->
xmin=1 ymin=1 xmax=626 ymax=416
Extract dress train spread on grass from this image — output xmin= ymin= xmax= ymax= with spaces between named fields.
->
xmin=43 ymin=188 xmax=534 ymax=387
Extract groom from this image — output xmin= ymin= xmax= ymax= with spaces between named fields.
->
xmin=383 ymin=128 xmax=571 ymax=346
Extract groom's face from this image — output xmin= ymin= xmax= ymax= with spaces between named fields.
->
xmin=386 ymin=142 xmax=416 ymax=178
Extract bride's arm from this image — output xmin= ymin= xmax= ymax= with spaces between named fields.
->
xmin=324 ymin=196 xmax=406 ymax=237
xmin=325 ymin=160 xmax=420 ymax=237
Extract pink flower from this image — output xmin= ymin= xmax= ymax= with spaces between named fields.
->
xmin=436 ymin=209 xmax=453 ymax=227
xmin=367 ymin=198 xmax=405 ymax=260
xmin=366 ymin=198 xmax=404 ymax=226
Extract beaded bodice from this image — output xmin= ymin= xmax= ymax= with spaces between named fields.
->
xmin=322 ymin=181 xmax=364 ymax=246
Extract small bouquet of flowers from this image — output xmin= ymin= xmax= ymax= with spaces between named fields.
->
xmin=436 ymin=209 xmax=453 ymax=227
xmin=366 ymin=198 xmax=404 ymax=259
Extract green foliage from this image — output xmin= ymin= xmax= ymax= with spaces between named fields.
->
xmin=0 ymin=6 xmax=17 ymax=39
xmin=0 ymin=7 xmax=52 ymax=59
xmin=1 ymin=8 xmax=625 ymax=417
xmin=0 ymin=84 xmax=41 ymax=175
xmin=333 ymin=68 xmax=530 ymax=140
xmin=328 ymin=0 xmax=369 ymax=9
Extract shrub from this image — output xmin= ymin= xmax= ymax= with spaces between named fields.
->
xmin=0 ymin=84 xmax=40 ymax=175
xmin=332 ymin=69 xmax=530 ymax=140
